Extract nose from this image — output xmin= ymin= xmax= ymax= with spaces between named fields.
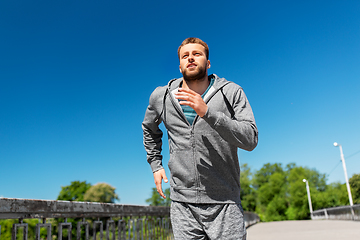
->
xmin=188 ymin=54 xmax=195 ymax=62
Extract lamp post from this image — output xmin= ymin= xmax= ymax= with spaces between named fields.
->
xmin=303 ymin=179 xmax=313 ymax=218
xmin=333 ymin=142 xmax=353 ymax=206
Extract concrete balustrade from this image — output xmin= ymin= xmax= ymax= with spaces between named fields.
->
xmin=244 ymin=211 xmax=260 ymax=228
xmin=0 ymin=198 xmax=260 ymax=239
xmin=0 ymin=198 xmax=172 ymax=239
xmin=312 ymin=204 xmax=360 ymax=221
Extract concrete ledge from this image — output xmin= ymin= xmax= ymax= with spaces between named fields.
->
xmin=0 ymin=198 xmax=170 ymax=219
xmin=0 ymin=197 xmax=261 ymax=228
xmin=244 ymin=211 xmax=260 ymax=228
xmin=312 ymin=204 xmax=360 ymax=221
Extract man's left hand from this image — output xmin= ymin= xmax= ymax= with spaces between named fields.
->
xmin=175 ymin=88 xmax=208 ymax=117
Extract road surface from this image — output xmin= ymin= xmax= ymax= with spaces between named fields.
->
xmin=246 ymin=220 xmax=360 ymax=240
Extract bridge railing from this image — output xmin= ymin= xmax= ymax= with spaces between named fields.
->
xmin=312 ymin=204 xmax=360 ymax=221
xmin=0 ymin=198 xmax=260 ymax=239
xmin=0 ymin=198 xmax=172 ymax=240
xmin=244 ymin=211 xmax=260 ymax=228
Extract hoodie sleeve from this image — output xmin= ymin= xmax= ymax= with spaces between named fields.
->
xmin=202 ymin=84 xmax=258 ymax=151
xmin=142 ymin=87 xmax=165 ymax=172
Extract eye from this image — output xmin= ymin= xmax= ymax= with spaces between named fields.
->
xmin=182 ymin=54 xmax=188 ymax=59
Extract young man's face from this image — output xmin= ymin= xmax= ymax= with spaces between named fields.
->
xmin=179 ymin=43 xmax=210 ymax=81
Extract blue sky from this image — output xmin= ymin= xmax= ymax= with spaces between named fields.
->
xmin=1 ymin=0 xmax=359 ymax=205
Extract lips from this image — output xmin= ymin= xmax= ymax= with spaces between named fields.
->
xmin=187 ymin=63 xmax=197 ymax=68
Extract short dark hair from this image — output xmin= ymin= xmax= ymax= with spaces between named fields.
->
xmin=178 ymin=37 xmax=209 ymax=60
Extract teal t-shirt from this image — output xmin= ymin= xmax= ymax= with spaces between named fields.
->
xmin=180 ymin=76 xmax=215 ymax=125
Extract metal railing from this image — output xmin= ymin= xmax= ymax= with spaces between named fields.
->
xmin=312 ymin=204 xmax=360 ymax=221
xmin=0 ymin=198 xmax=172 ymax=240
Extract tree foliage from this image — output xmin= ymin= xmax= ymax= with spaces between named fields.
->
xmin=146 ymin=188 xmax=171 ymax=206
xmin=83 ymin=183 xmax=119 ymax=203
xmin=240 ymin=164 xmax=256 ymax=212
xmin=349 ymin=173 xmax=360 ymax=204
xmin=238 ymin=162 xmax=355 ymax=222
xmin=0 ymin=219 xmax=40 ymax=240
xmin=57 ymin=181 xmax=119 ymax=203
xmin=55 ymin=181 xmax=119 ymax=239
xmin=57 ymin=180 xmax=91 ymax=201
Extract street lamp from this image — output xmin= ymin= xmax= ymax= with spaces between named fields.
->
xmin=333 ymin=142 xmax=353 ymax=206
xmin=303 ymin=179 xmax=313 ymax=217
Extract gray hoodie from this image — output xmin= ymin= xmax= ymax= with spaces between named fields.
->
xmin=142 ymin=74 xmax=258 ymax=204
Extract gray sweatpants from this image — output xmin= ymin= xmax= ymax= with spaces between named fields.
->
xmin=170 ymin=201 xmax=247 ymax=240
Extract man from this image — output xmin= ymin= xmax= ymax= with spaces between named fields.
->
xmin=142 ymin=37 xmax=258 ymax=239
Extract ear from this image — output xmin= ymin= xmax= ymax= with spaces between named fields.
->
xmin=179 ymin=65 xmax=182 ymax=73
xmin=207 ymin=60 xmax=211 ymax=69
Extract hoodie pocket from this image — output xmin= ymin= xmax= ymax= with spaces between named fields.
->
xmin=168 ymin=149 xmax=196 ymax=189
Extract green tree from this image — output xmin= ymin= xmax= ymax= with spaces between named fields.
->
xmin=313 ymin=182 xmax=348 ymax=209
xmin=349 ymin=173 xmax=360 ymax=204
xmin=0 ymin=219 xmax=40 ymax=240
xmin=265 ymin=194 xmax=288 ymax=221
xmin=252 ymin=163 xmax=335 ymax=221
xmin=57 ymin=180 xmax=91 ymax=201
xmin=240 ymin=164 xmax=256 ymax=212
xmin=56 ymin=181 xmax=91 ymax=239
xmin=146 ymin=188 xmax=171 ymax=206
xmin=83 ymin=183 xmax=119 ymax=203
xmin=56 ymin=181 xmax=119 ymax=239
xmin=285 ymin=165 xmax=328 ymax=220
xmin=286 ymin=166 xmax=312 ymax=220
xmin=258 ymin=171 xmax=287 ymax=221
xmin=253 ymin=163 xmax=284 ymax=189
xmin=252 ymin=163 xmax=286 ymax=221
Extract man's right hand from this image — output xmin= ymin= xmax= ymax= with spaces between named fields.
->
xmin=153 ymin=168 xmax=168 ymax=199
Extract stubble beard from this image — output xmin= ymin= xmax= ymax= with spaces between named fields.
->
xmin=182 ymin=65 xmax=207 ymax=82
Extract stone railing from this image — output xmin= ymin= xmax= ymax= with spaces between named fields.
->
xmin=0 ymin=198 xmax=172 ymax=239
xmin=312 ymin=204 xmax=360 ymax=221
xmin=0 ymin=198 xmax=260 ymax=239
xmin=244 ymin=211 xmax=260 ymax=228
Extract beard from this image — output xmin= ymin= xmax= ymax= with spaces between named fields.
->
xmin=182 ymin=65 xmax=207 ymax=82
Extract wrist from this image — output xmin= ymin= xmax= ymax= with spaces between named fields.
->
xmin=199 ymin=106 xmax=208 ymax=118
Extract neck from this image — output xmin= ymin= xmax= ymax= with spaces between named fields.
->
xmin=182 ymin=75 xmax=209 ymax=95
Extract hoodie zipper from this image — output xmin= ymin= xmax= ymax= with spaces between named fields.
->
xmin=168 ymin=87 xmax=191 ymax=126
xmin=190 ymin=81 xmax=231 ymax=202
xmin=165 ymin=76 xmax=231 ymax=202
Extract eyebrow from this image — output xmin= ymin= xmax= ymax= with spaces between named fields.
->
xmin=182 ymin=50 xmax=202 ymax=56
